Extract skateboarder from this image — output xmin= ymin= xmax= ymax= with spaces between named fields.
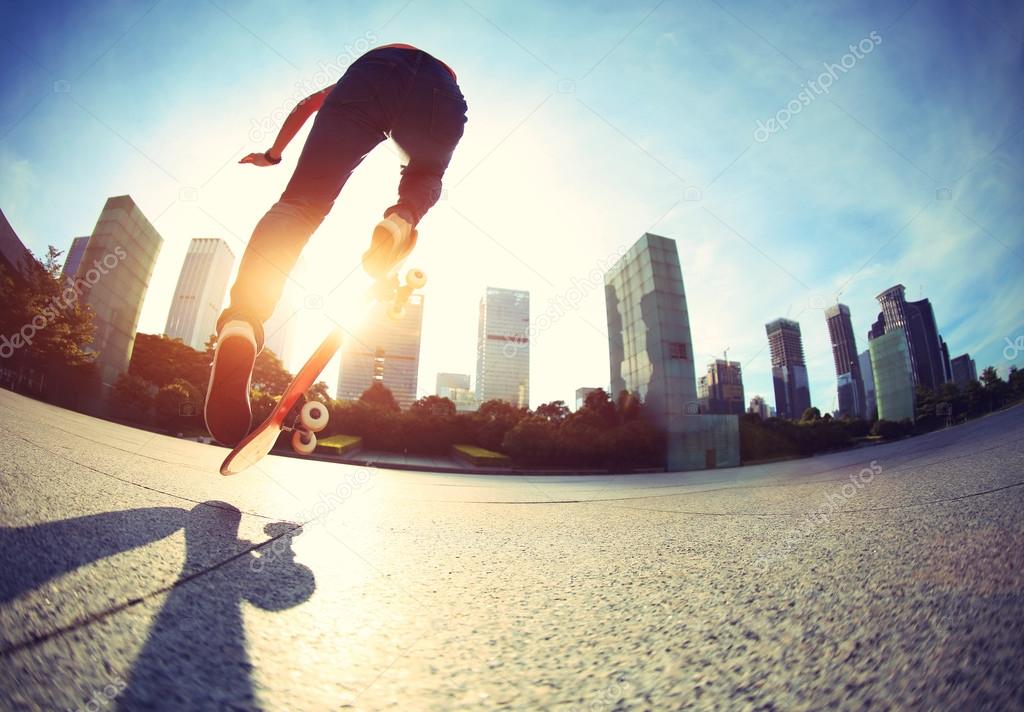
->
xmin=204 ymin=44 xmax=467 ymax=446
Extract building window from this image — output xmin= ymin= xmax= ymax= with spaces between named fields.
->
xmin=668 ymin=342 xmax=688 ymax=359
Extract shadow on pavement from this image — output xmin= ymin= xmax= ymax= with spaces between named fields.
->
xmin=0 ymin=501 xmax=315 ymax=708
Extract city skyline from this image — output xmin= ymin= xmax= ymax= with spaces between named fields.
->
xmin=2 ymin=1 xmax=1021 ymax=408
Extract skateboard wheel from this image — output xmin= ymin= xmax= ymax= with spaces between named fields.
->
xmin=291 ymin=429 xmax=317 ymax=455
xmin=387 ymin=303 xmax=406 ymax=320
xmin=299 ymin=400 xmax=329 ymax=432
xmin=405 ymin=268 xmax=427 ymax=289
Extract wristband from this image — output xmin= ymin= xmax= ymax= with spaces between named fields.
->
xmin=264 ymin=151 xmax=281 ymax=165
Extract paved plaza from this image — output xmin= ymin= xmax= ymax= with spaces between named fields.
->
xmin=1 ymin=388 xmax=1022 ymax=710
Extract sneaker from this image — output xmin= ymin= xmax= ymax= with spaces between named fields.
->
xmin=363 ymin=211 xmax=418 ymax=278
xmin=204 ymin=320 xmax=257 ymax=446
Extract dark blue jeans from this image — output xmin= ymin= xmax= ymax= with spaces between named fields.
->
xmin=219 ymin=47 xmax=467 ymax=347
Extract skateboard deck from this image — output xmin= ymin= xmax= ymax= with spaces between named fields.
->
xmin=219 ymin=328 xmax=343 ymax=475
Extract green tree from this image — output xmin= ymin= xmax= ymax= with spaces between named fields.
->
xmin=129 ymin=334 xmax=211 ymax=391
xmin=112 ymin=373 xmax=153 ymax=422
xmin=410 ymin=394 xmax=456 ymax=417
xmin=155 ymin=378 xmax=202 ymax=432
xmin=360 ymin=381 xmax=400 ymax=411
xmin=580 ymin=388 xmax=617 ymax=426
xmin=800 ymin=407 xmax=822 ymax=422
xmin=534 ymin=400 xmax=570 ymax=422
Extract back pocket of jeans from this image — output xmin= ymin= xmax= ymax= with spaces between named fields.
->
xmin=430 ymin=87 xmax=468 ymax=145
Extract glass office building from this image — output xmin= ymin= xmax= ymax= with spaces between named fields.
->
xmin=869 ymin=328 xmax=915 ymax=422
xmin=475 ymin=287 xmax=530 ymax=408
xmin=605 ymin=233 xmax=738 ymax=471
xmin=337 ymin=295 xmax=424 ymax=409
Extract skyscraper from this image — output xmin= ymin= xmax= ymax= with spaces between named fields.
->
xmin=475 ymin=287 xmax=530 ymax=407
xmin=164 ymin=238 xmax=235 ymax=351
xmin=436 ymin=372 xmax=476 ymax=411
xmin=77 ymin=196 xmax=163 ymax=385
xmin=575 ymin=387 xmax=601 ymax=410
xmin=698 ymin=359 xmax=745 ymax=415
xmin=747 ymin=395 xmax=771 ymax=419
xmin=950 ymin=353 xmax=977 ymax=388
xmin=337 ymin=295 xmax=424 ymax=408
xmin=859 ymin=350 xmax=877 ymax=420
xmin=0 ymin=207 xmax=33 ymax=278
xmin=61 ymin=236 xmax=90 ymax=281
xmin=605 ymin=233 xmax=738 ymax=471
xmin=765 ymin=318 xmax=811 ymax=419
xmin=869 ymin=328 xmax=915 ymax=422
xmin=824 ymin=303 xmax=867 ymax=419
xmin=874 ymin=285 xmax=948 ymax=391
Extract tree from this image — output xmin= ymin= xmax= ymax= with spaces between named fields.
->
xmin=0 ymin=251 xmax=96 ymax=375
xmin=112 ymin=373 xmax=153 ymax=422
xmin=129 ymin=334 xmax=211 ymax=391
xmin=410 ymin=395 xmax=456 ymax=417
xmin=359 ymin=381 xmax=400 ymax=411
xmin=580 ymin=388 xmax=617 ymax=426
xmin=800 ymin=407 xmax=822 ymax=422
xmin=155 ymin=378 xmax=202 ymax=432
xmin=534 ymin=400 xmax=570 ymax=422
xmin=251 ymin=347 xmax=294 ymax=395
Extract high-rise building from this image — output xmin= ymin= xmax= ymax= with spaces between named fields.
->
xmin=859 ymin=350 xmax=877 ymax=420
xmin=575 ymin=387 xmax=602 ymax=410
xmin=941 ymin=339 xmax=953 ymax=383
xmin=748 ymin=395 xmax=771 ymax=420
xmin=874 ymin=285 xmax=948 ymax=391
xmin=475 ymin=287 xmax=530 ymax=407
xmin=0 ymin=207 xmax=33 ymax=278
xmin=605 ymin=233 xmax=738 ymax=471
xmin=765 ymin=318 xmax=811 ymax=419
xmin=950 ymin=353 xmax=977 ymax=388
xmin=824 ymin=303 xmax=867 ymax=419
xmin=61 ymin=236 xmax=90 ymax=281
xmin=869 ymin=328 xmax=915 ymax=422
xmin=338 ymin=295 xmax=424 ymax=408
xmin=436 ymin=372 xmax=476 ymax=412
xmin=164 ymin=238 xmax=235 ymax=351
xmin=698 ymin=359 xmax=745 ymax=415
xmin=77 ymin=196 xmax=163 ymax=385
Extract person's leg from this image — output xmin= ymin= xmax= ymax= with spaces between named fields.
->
xmin=390 ymin=64 xmax=468 ymax=224
xmin=207 ymin=61 xmax=392 ymax=446
xmin=362 ymin=54 xmax=466 ymax=277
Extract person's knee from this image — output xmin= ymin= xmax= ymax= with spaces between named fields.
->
xmin=270 ymin=197 xmax=331 ymax=229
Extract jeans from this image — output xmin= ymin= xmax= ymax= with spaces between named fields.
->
xmin=218 ymin=47 xmax=468 ymax=347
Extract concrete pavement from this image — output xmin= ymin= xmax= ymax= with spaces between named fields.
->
xmin=0 ymin=388 xmax=1022 ymax=710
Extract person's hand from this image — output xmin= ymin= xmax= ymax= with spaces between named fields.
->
xmin=239 ymin=151 xmax=280 ymax=167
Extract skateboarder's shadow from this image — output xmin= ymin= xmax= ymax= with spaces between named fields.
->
xmin=0 ymin=501 xmax=315 ymax=708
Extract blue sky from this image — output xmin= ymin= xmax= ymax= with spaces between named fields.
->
xmin=2 ymin=0 xmax=1022 ymax=411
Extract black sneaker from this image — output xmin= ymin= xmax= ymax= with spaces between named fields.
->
xmin=204 ymin=320 xmax=257 ymax=446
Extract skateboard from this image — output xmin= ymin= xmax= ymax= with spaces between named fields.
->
xmin=219 ymin=328 xmax=343 ymax=475
xmin=368 ymin=262 xmax=427 ymax=320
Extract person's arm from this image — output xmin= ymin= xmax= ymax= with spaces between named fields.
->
xmin=239 ymin=84 xmax=335 ymax=166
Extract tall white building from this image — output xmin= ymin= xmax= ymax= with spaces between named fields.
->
xmin=475 ymin=287 xmax=530 ymax=408
xmin=164 ymin=238 xmax=235 ymax=351
xmin=337 ymin=295 xmax=424 ymax=408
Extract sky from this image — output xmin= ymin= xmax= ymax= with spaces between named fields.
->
xmin=2 ymin=0 xmax=1022 ymax=412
